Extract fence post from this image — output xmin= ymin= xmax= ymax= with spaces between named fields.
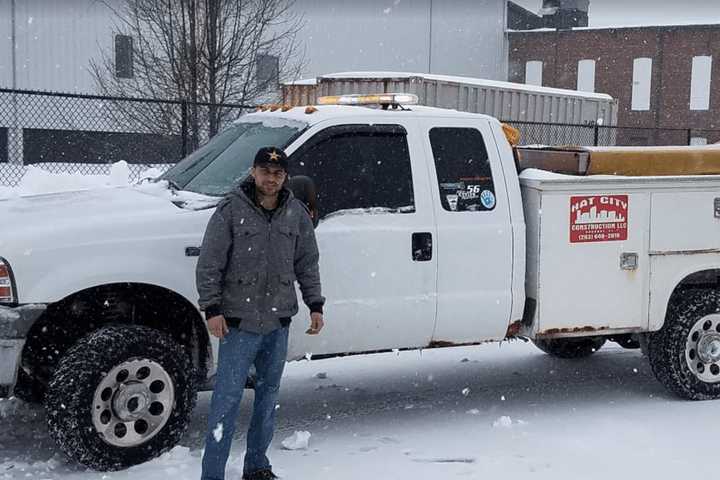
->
xmin=593 ymin=124 xmax=600 ymax=146
xmin=8 ymin=91 xmax=23 ymax=164
xmin=687 ymin=128 xmax=693 ymax=145
xmin=180 ymin=100 xmax=188 ymax=158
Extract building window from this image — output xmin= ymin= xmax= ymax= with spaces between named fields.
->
xmin=525 ymin=61 xmax=543 ymax=86
xmin=577 ymin=59 xmax=596 ymax=93
xmin=429 ymin=127 xmax=496 ymax=213
xmin=289 ymin=124 xmax=415 ymax=219
xmin=256 ymin=54 xmax=279 ymax=90
xmin=690 ymin=137 xmax=708 ymax=146
xmin=631 ymin=57 xmax=652 ymax=111
xmin=115 ymin=35 xmax=133 ymax=79
xmin=690 ymin=55 xmax=712 ymax=111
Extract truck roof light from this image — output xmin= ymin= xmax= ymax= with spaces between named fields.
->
xmin=317 ymin=93 xmax=419 ymax=107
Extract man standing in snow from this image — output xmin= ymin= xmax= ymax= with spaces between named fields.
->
xmin=196 ymin=146 xmax=325 ymax=480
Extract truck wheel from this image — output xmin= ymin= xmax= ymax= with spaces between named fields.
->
xmin=533 ymin=337 xmax=606 ymax=359
xmin=45 ymin=325 xmax=197 ymax=471
xmin=648 ymin=290 xmax=720 ymax=400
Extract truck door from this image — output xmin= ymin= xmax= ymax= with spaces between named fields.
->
xmin=420 ymin=120 xmax=514 ymax=343
xmin=286 ymin=120 xmax=438 ymax=357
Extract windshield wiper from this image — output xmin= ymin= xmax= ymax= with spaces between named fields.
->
xmin=163 ymin=178 xmax=182 ymax=192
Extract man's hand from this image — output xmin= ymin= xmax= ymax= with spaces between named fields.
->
xmin=305 ymin=312 xmax=324 ymax=335
xmin=208 ymin=315 xmax=229 ymax=339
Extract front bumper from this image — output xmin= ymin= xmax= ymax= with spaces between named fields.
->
xmin=0 ymin=304 xmax=46 ymax=391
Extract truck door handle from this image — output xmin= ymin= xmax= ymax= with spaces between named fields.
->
xmin=412 ymin=232 xmax=433 ymax=262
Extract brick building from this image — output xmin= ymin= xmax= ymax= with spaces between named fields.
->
xmin=508 ymin=24 xmax=720 ymax=145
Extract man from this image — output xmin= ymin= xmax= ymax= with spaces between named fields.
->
xmin=196 ymin=146 xmax=325 ymax=480
xmin=287 ymin=175 xmax=319 ymax=227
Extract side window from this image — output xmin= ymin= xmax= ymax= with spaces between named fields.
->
xmin=429 ymin=127 xmax=496 ymax=212
xmin=289 ymin=125 xmax=415 ymax=219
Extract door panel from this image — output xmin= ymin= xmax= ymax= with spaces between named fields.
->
xmin=420 ymin=120 xmax=513 ymax=343
xmin=284 ymin=119 xmax=438 ymax=359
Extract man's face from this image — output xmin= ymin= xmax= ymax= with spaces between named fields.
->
xmin=252 ymin=164 xmax=287 ymax=196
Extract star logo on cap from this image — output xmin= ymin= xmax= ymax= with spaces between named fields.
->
xmin=268 ymin=150 xmax=280 ymax=162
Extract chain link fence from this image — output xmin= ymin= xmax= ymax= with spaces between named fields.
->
xmin=0 ymin=89 xmax=252 ymax=187
xmin=1 ymin=88 xmax=719 ymax=187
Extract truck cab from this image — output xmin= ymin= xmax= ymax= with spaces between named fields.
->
xmin=0 ymin=95 xmax=525 ymax=471
xmin=220 ymin=102 xmax=527 ymax=361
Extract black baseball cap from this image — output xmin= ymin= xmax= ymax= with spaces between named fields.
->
xmin=254 ymin=147 xmax=289 ymax=171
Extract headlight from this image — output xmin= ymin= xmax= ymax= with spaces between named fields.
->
xmin=0 ymin=258 xmax=16 ymax=303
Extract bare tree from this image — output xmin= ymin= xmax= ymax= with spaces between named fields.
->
xmin=91 ymin=0 xmax=305 ymax=151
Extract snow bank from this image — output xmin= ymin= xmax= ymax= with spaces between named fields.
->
xmin=0 ymin=161 xmax=219 ymax=210
xmin=0 ymin=161 xmax=155 ymax=199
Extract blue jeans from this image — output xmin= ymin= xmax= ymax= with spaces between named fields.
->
xmin=201 ymin=326 xmax=289 ymax=480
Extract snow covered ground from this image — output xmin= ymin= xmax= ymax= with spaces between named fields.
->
xmin=1 ymin=341 xmax=717 ymax=480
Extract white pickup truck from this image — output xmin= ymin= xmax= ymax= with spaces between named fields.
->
xmin=2 ymin=94 xmax=720 ymax=471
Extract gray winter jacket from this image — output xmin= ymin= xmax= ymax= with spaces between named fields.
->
xmin=196 ymin=177 xmax=324 ymax=334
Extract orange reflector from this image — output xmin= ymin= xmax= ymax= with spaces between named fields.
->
xmin=502 ymin=123 xmax=521 ymax=146
xmin=0 ymin=264 xmax=8 ymax=278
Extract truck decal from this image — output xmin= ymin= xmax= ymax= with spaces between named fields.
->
xmin=570 ymin=195 xmax=629 ymax=243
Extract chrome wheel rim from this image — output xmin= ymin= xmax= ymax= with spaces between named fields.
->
xmin=685 ymin=314 xmax=720 ymax=383
xmin=91 ymin=358 xmax=175 ymax=447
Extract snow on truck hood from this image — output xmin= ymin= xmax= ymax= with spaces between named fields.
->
xmin=0 ymin=166 xmax=219 ymax=254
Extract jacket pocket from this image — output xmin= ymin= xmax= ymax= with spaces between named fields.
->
xmin=238 ymin=272 xmax=259 ymax=285
xmin=225 ymin=272 xmax=259 ymax=309
xmin=277 ymin=226 xmax=298 ymax=264
xmin=275 ymin=273 xmax=297 ymax=311
xmin=235 ymin=227 xmax=262 ymax=259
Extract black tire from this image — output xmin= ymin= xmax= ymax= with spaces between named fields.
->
xmin=533 ymin=336 xmax=606 ymax=359
xmin=648 ymin=290 xmax=720 ymax=400
xmin=46 ymin=325 xmax=197 ymax=471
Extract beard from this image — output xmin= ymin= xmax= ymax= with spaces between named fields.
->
xmin=256 ymin=181 xmax=281 ymax=197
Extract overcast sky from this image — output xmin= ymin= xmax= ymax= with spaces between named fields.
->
xmin=512 ymin=0 xmax=720 ymax=27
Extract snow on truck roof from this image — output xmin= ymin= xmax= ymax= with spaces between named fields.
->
xmin=236 ymin=104 xmax=500 ymax=128
xmin=285 ymin=71 xmax=614 ymax=101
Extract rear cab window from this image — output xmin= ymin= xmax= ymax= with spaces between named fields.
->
xmin=429 ymin=127 xmax=496 ymax=212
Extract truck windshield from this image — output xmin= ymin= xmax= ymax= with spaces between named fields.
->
xmin=160 ymin=118 xmax=306 ymax=196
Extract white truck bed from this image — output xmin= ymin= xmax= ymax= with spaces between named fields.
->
xmin=519 ymin=168 xmax=720 ymax=337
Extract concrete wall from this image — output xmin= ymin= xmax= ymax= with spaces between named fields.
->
xmin=0 ymin=0 xmax=509 ymax=93
xmin=0 ymin=0 xmax=115 ymax=92
xmin=296 ymin=0 xmax=508 ymax=80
